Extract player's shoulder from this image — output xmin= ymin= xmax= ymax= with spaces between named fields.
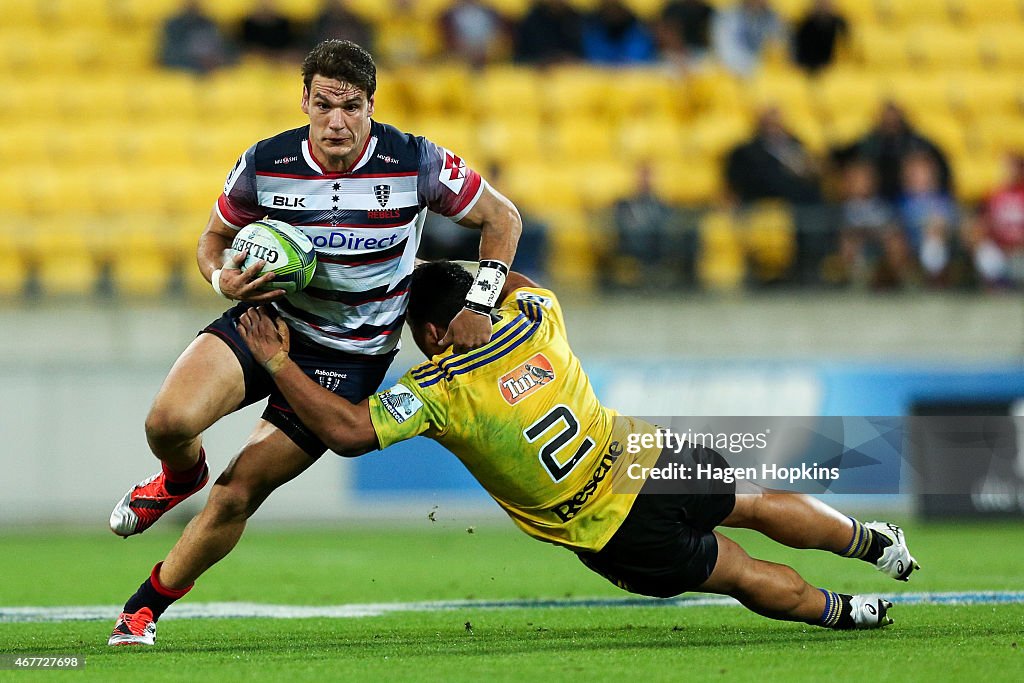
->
xmin=248 ymin=125 xmax=310 ymax=170
xmin=403 ymin=358 xmax=447 ymax=391
xmin=501 ymin=287 xmax=559 ymax=320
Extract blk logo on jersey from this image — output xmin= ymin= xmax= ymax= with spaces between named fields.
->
xmin=499 ymin=353 xmax=555 ymax=405
xmin=374 ymin=184 xmax=391 ymax=208
xmin=440 ymin=150 xmax=467 ymax=195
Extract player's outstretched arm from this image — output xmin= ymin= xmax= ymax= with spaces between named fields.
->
xmin=235 ymin=306 xmax=379 ymax=456
xmin=198 ymin=208 xmax=286 ymax=302
xmin=441 ymin=185 xmax=523 ymax=354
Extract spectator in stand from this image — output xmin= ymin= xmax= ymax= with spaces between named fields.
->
xmin=609 ymin=164 xmax=694 ymax=289
xmin=837 ymin=101 xmax=953 ymax=202
xmin=514 ymin=0 xmax=584 ymax=65
xmin=837 ymin=161 xmax=907 ymax=288
xmin=158 ymin=0 xmax=236 ymax=75
xmin=581 ymin=0 xmax=657 ymax=65
xmin=440 ymin=0 xmax=509 ymax=69
xmin=711 ymin=0 xmax=786 ymax=77
xmin=725 ymin=106 xmax=822 ymax=204
xmin=657 ymin=0 xmax=716 ymax=65
xmin=898 ymin=152 xmax=958 ymax=286
xmin=792 ymin=0 xmax=848 ymax=73
xmin=309 ymin=0 xmax=375 ymax=53
xmin=239 ymin=0 xmax=301 ymax=62
xmin=967 ymin=153 xmax=1024 ymax=289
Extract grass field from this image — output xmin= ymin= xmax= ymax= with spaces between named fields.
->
xmin=1 ymin=517 xmax=1022 ymax=681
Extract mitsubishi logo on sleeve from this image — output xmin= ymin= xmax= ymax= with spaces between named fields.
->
xmin=439 ymin=149 xmax=467 ymax=194
xmin=373 ymin=184 xmax=391 ymax=208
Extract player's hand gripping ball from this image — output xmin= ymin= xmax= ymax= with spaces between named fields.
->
xmin=227 ymin=219 xmax=317 ymax=294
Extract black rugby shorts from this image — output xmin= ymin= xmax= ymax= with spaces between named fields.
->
xmin=202 ymin=302 xmax=395 ymax=457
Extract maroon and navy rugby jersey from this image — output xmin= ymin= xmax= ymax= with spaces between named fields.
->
xmin=215 ymin=120 xmax=485 ymax=355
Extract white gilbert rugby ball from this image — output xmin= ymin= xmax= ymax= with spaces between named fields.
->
xmin=228 ymin=219 xmax=317 ymax=294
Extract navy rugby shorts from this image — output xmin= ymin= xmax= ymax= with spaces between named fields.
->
xmin=576 ymin=445 xmax=737 ymax=598
xmin=201 ymin=302 xmax=395 ymax=457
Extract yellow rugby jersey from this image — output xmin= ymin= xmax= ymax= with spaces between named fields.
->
xmin=368 ymin=287 xmax=662 ymax=552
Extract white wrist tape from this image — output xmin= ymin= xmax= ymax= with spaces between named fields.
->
xmin=464 ymin=260 xmax=509 ymax=314
xmin=211 ymin=268 xmax=229 ymax=299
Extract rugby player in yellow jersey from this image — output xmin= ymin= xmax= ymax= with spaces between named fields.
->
xmin=235 ymin=261 xmax=919 ymax=633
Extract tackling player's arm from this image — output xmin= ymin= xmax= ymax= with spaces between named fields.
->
xmin=235 ymin=306 xmax=378 ymax=456
xmin=198 ymin=209 xmax=286 ymax=302
xmin=441 ymin=184 xmax=523 ymax=353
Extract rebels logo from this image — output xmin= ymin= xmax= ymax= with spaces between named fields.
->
xmin=499 ymin=353 xmax=555 ymax=405
xmin=373 ymin=184 xmax=391 ymax=208
xmin=439 ymin=149 xmax=467 ymax=195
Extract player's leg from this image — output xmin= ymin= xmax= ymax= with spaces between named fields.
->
xmin=109 ymin=332 xmax=251 ymax=537
xmin=722 ymin=484 xmax=919 ymax=581
xmin=699 ymin=531 xmax=893 ymax=630
xmin=109 ymin=420 xmax=314 ymax=645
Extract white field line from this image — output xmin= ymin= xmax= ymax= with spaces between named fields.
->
xmin=1 ymin=592 xmax=1023 ymax=623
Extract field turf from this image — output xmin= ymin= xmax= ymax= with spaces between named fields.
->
xmin=1 ymin=518 xmax=1022 ymax=681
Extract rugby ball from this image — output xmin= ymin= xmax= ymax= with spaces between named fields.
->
xmin=228 ymin=219 xmax=316 ymax=294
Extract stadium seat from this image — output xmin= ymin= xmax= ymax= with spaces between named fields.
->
xmin=650 ymin=159 xmax=722 ymax=205
xmin=544 ymin=65 xmax=613 ymax=120
xmin=947 ymin=72 xmax=1021 ymax=120
xmin=539 ymin=207 xmax=595 ymax=290
xmin=905 ymin=25 xmax=981 ymax=69
xmin=403 ymin=64 xmax=472 ymax=116
xmin=109 ymin=221 xmax=179 ymax=298
xmin=501 ymin=163 xmax=582 ymax=214
xmin=909 ymin=111 xmax=968 ymax=158
xmin=969 ymin=116 xmax=1024 ymax=157
xmin=953 ymin=154 xmax=1005 ymax=203
xmin=550 ymin=116 xmax=617 ymax=163
xmin=617 ymin=117 xmax=685 ymax=164
xmin=474 ymin=66 xmax=541 ymax=120
xmin=854 ymin=26 xmax=909 ymax=69
xmin=697 ymin=210 xmax=745 ymax=291
xmin=813 ymin=69 xmax=884 ymax=124
xmin=682 ymin=114 xmax=752 ymax=163
xmin=408 ymin=116 xmax=481 ymax=165
xmin=33 ymin=226 xmax=103 ymax=297
xmin=951 ymin=0 xmax=1023 ymax=25
xmin=874 ymin=0 xmax=954 ymax=26
xmin=0 ymin=233 xmax=30 ymax=297
xmin=612 ymin=68 xmax=688 ymax=121
xmin=743 ymin=202 xmax=796 ymax=283
xmin=476 ymin=117 xmax=544 ymax=168
xmin=747 ymin=69 xmax=815 ymax=118
xmin=572 ymin=161 xmax=638 ymax=210
xmin=879 ymin=72 xmax=953 ymax=120
xmin=977 ymin=25 xmax=1024 ymax=68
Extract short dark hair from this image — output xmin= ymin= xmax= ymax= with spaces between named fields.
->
xmin=301 ymin=40 xmax=376 ymax=98
xmin=407 ymin=261 xmax=473 ymax=328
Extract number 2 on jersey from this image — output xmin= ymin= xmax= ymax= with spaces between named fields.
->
xmin=523 ymin=404 xmax=595 ymax=483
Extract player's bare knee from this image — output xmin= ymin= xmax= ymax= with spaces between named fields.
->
xmin=144 ymin=403 xmax=202 ymax=451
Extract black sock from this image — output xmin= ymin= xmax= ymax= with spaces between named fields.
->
xmin=811 ymin=589 xmax=855 ymax=630
xmin=837 ymin=517 xmax=890 ymax=565
xmin=122 ymin=563 xmax=193 ymax=621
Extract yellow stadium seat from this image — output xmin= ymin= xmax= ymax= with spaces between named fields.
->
xmin=33 ymin=226 xmax=103 ymax=297
xmin=969 ymin=116 xmax=1024 ymax=156
xmin=743 ymin=202 xmax=796 ymax=283
xmin=487 ymin=0 xmax=532 ymax=19
xmin=747 ymin=69 xmax=815 ymax=116
xmin=0 ymin=230 xmax=31 ymax=297
xmin=682 ymin=114 xmax=752 ymax=162
xmin=403 ymin=64 xmax=472 ymax=116
xmin=540 ymin=207 xmax=595 ymax=290
xmin=879 ymin=72 xmax=952 ymax=118
xmin=501 ymin=163 xmax=582 ymax=213
xmin=875 ymin=0 xmax=954 ymax=26
xmin=950 ymin=0 xmax=1023 ymax=25
xmin=823 ymin=112 xmax=874 ymax=148
xmin=784 ymin=110 xmax=828 ymax=155
xmin=854 ymin=26 xmax=909 ymax=69
xmin=612 ymin=68 xmax=688 ymax=121
xmin=617 ymin=117 xmax=685 ymax=164
xmin=948 ymin=72 xmax=1020 ymax=120
xmin=274 ymin=0 xmax=323 ymax=22
xmin=474 ymin=66 xmax=542 ymax=120
xmin=953 ymin=154 xmax=1004 ymax=203
xmin=544 ymin=65 xmax=612 ymax=119
xmin=550 ymin=116 xmax=617 ymax=163
xmin=833 ymin=0 xmax=879 ymax=25
xmin=476 ymin=118 xmax=544 ymax=168
xmin=572 ymin=161 xmax=637 ymax=210
xmin=109 ymin=222 xmax=179 ymax=298
xmin=908 ymin=111 xmax=968 ymax=157
xmin=815 ymin=69 xmax=884 ymax=123
xmin=688 ymin=67 xmax=746 ymax=114
xmin=905 ymin=24 xmax=981 ymax=69
xmin=206 ymin=0 xmax=258 ymax=25
xmin=698 ymin=210 xmax=745 ymax=292
xmin=978 ymin=25 xmax=1024 ymax=68
xmin=651 ymin=159 xmax=722 ymax=205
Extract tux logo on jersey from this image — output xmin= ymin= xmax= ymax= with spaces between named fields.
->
xmin=379 ymin=383 xmax=423 ymax=424
xmin=499 ymin=354 xmax=555 ymax=405
xmin=374 ymin=184 xmax=391 ymax=208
